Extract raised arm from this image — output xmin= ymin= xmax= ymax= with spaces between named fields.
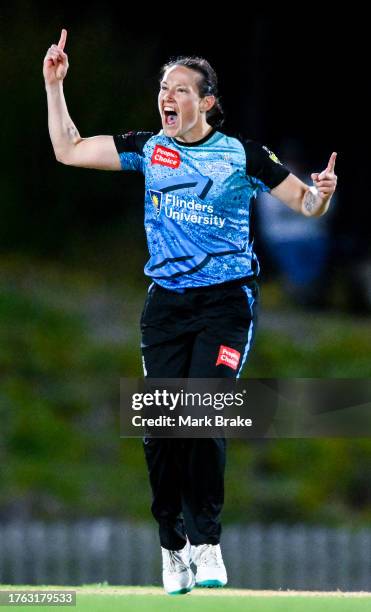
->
xmin=43 ymin=29 xmax=120 ymax=170
xmin=270 ymin=152 xmax=338 ymax=217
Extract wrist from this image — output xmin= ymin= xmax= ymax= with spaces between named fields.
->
xmin=45 ymin=80 xmax=63 ymax=94
xmin=302 ymin=186 xmax=330 ymax=217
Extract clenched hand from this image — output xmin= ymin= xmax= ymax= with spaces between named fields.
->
xmin=43 ymin=29 xmax=69 ymax=85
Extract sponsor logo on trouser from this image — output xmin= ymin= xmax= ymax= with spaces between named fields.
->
xmin=216 ymin=345 xmax=241 ymax=370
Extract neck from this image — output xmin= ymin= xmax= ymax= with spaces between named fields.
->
xmin=175 ymin=122 xmax=214 ymax=144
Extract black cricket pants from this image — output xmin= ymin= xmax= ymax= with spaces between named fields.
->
xmin=140 ymin=277 xmax=259 ymax=550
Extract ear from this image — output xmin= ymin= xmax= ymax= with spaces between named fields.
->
xmin=200 ymin=95 xmax=216 ymax=113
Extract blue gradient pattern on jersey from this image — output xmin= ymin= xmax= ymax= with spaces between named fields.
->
xmin=118 ymin=152 xmax=144 ymax=172
xmin=118 ymin=130 xmax=270 ymax=290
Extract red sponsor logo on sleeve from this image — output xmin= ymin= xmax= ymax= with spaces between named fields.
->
xmin=216 ymin=345 xmax=241 ymax=370
xmin=151 ymin=145 xmax=180 ymax=168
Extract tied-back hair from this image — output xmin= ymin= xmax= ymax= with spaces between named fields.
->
xmin=160 ymin=56 xmax=225 ymax=129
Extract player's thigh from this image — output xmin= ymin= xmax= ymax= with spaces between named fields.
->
xmin=188 ymin=284 xmax=258 ymax=378
xmin=140 ymin=284 xmax=194 ymax=377
xmin=187 ymin=330 xmax=250 ymax=377
xmin=141 ymin=335 xmax=195 ymax=377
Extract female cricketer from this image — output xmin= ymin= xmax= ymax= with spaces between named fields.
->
xmin=43 ymin=29 xmax=337 ymax=595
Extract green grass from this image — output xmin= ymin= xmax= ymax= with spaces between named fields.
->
xmin=78 ymin=594 xmax=371 ymax=612
xmin=1 ymin=587 xmax=371 ymax=612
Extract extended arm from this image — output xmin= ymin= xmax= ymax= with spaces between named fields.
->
xmin=43 ymin=29 xmax=120 ymax=170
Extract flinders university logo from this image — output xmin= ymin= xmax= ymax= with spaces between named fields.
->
xmin=149 ymin=190 xmax=163 ymax=216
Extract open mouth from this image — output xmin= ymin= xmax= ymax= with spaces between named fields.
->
xmin=164 ymin=108 xmax=178 ymax=126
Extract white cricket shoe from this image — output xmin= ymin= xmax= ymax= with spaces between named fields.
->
xmin=191 ymin=543 xmax=228 ymax=587
xmin=161 ymin=540 xmax=195 ymax=595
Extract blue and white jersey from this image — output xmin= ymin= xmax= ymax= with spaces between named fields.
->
xmin=113 ymin=128 xmax=290 ymax=290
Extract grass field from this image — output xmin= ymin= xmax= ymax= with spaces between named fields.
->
xmin=1 ymin=586 xmax=371 ymax=611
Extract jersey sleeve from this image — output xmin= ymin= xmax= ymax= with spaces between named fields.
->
xmin=242 ymin=139 xmax=290 ymax=194
xmin=113 ymin=131 xmax=154 ymax=173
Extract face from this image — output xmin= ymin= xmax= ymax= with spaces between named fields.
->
xmin=158 ymin=65 xmax=214 ymax=141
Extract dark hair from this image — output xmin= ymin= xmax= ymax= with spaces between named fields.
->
xmin=159 ymin=56 xmax=225 ymax=129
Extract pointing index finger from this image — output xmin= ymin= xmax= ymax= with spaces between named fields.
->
xmin=327 ymin=151 xmax=337 ymax=173
xmin=57 ymin=28 xmax=67 ymax=51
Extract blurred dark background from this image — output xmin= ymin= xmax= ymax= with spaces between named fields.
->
xmin=1 ymin=4 xmax=369 ymax=274
xmin=1 ymin=4 xmax=370 ymax=529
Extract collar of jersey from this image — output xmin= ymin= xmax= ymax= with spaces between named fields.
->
xmin=172 ymin=127 xmax=217 ymax=147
